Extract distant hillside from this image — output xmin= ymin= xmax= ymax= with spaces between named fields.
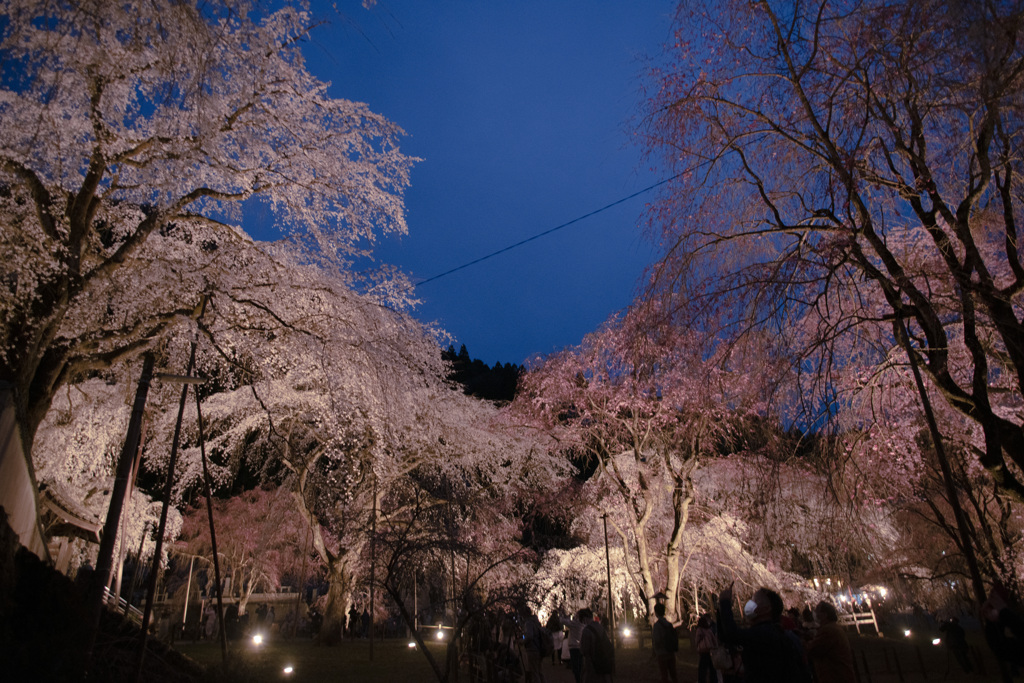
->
xmin=442 ymin=344 xmax=522 ymax=403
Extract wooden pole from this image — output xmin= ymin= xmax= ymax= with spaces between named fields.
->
xmin=370 ymin=472 xmax=377 ymax=661
xmin=182 ymin=556 xmax=195 ymax=636
xmin=113 ymin=416 xmax=149 ymax=603
xmin=85 ymin=353 xmax=155 ymax=672
xmin=126 ymin=521 xmax=150 ymax=617
xmin=194 ymin=382 xmax=228 ymax=664
xmin=135 ymin=342 xmax=197 ymax=682
xmin=602 ymin=513 xmax=615 ymax=648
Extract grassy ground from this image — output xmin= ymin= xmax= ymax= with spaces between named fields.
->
xmin=176 ymin=631 xmax=994 ymax=683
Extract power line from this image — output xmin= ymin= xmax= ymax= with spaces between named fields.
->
xmin=412 ymin=172 xmax=682 ymax=289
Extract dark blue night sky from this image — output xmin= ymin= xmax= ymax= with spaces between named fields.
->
xmin=305 ymin=1 xmax=674 ymax=366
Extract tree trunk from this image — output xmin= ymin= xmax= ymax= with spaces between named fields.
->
xmin=238 ymin=578 xmax=254 ymax=617
xmin=320 ymin=559 xmax=355 ymax=645
xmin=663 ymin=462 xmax=695 ymax=623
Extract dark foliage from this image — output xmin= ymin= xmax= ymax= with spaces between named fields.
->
xmin=442 ymin=345 xmax=521 ymax=403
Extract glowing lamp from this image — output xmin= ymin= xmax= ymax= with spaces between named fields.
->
xmin=408 ymin=641 xmax=417 ymax=649
xmin=252 ymin=633 xmax=263 ymax=646
xmin=932 ymin=638 xmax=941 ymax=646
xmin=622 ymin=628 xmax=632 ymax=637
xmin=904 ymin=629 xmax=911 ymax=637
xmin=436 ymin=629 xmax=445 ymax=640
xmin=283 ymin=665 xmax=294 ymax=675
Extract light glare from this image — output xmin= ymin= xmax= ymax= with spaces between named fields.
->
xmin=283 ymin=665 xmax=294 ymax=674
xmin=252 ymin=633 xmax=263 ymax=645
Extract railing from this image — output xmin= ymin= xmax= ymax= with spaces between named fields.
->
xmin=840 ymin=609 xmax=881 ymax=636
xmin=104 ymin=586 xmax=144 ymax=624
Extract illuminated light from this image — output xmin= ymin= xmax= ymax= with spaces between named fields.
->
xmin=436 ymin=629 xmax=445 ymax=640
xmin=283 ymin=665 xmax=294 ymax=675
xmin=622 ymin=628 xmax=632 ymax=637
xmin=408 ymin=641 xmax=417 ymax=649
xmin=932 ymin=638 xmax=941 ymax=646
xmin=252 ymin=633 xmax=263 ymax=646
xmin=904 ymin=629 xmax=912 ymax=637
xmin=879 ymin=587 xmax=888 ymax=598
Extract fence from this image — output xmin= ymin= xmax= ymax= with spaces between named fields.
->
xmin=104 ymin=585 xmax=144 ymax=624
xmin=841 ymin=609 xmax=881 ymax=635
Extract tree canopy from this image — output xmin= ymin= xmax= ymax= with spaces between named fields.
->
xmin=0 ymin=0 xmax=415 ymax=455
xmin=641 ymin=0 xmax=1024 ymax=498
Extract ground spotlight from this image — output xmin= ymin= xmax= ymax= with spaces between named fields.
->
xmin=932 ymin=638 xmax=941 ymax=646
xmin=283 ymin=665 xmax=294 ymax=675
xmin=253 ymin=633 xmax=264 ymax=646
xmin=408 ymin=641 xmax=417 ymax=649
xmin=903 ymin=629 xmax=911 ymax=637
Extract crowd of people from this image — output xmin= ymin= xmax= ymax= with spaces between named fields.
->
xmin=174 ymin=582 xmax=1024 ymax=682
xmin=461 ymin=604 xmax=615 ymax=683
xmin=496 ymin=587 xmax=853 ymax=683
xmin=485 ymin=585 xmax=858 ymax=683
xmin=685 ymin=582 xmax=1024 ymax=683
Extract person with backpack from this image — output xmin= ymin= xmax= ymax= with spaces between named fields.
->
xmin=652 ymin=602 xmax=679 ymax=683
xmin=718 ymin=582 xmax=812 ymax=683
xmin=578 ymin=607 xmax=614 ymax=683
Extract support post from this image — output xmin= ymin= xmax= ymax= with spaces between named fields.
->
xmin=85 ymin=353 xmax=155 ymax=672
xmin=370 ymin=472 xmax=377 ymax=661
xmin=195 ymin=384 xmax=228 ymax=664
xmin=602 ymin=513 xmax=615 ymax=648
xmin=135 ymin=342 xmax=197 ymax=682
